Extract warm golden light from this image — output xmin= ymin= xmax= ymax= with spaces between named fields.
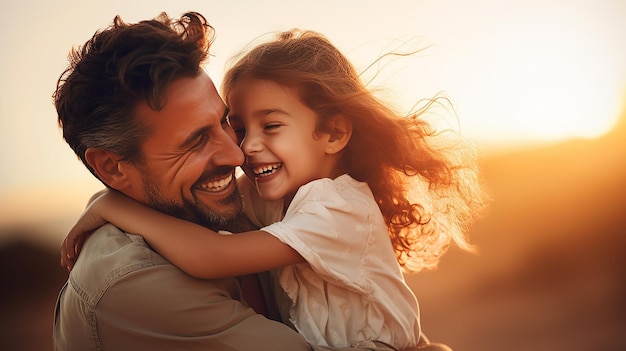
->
xmin=2 ymin=2 xmax=625 ymax=351
xmin=437 ymin=11 xmax=625 ymax=145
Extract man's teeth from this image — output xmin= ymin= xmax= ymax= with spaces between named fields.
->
xmin=252 ymin=163 xmax=281 ymax=177
xmin=199 ymin=174 xmax=233 ymax=192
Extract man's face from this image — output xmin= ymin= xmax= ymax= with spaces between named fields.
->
xmin=124 ymin=72 xmax=245 ymax=229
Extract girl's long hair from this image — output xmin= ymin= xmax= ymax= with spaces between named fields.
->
xmin=222 ymin=30 xmax=488 ymax=272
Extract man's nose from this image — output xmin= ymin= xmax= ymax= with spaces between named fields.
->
xmin=213 ymin=126 xmax=245 ymax=166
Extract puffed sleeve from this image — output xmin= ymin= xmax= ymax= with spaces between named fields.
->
xmin=261 ymin=176 xmax=378 ymax=293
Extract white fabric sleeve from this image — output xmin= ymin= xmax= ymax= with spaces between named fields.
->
xmin=261 ymin=178 xmax=375 ymax=293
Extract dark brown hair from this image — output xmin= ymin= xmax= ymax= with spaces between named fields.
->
xmin=53 ymin=12 xmax=214 ymax=182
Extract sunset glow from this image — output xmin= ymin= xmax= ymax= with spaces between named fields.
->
xmin=447 ymin=11 xmax=624 ymax=144
xmin=1 ymin=0 xmax=625 ymax=223
xmin=2 ymin=3 xmax=625 ymax=349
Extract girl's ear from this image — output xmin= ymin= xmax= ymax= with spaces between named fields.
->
xmin=325 ymin=114 xmax=352 ymax=155
xmin=84 ymin=148 xmax=133 ymax=190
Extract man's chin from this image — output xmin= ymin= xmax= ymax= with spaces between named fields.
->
xmin=192 ymin=193 xmax=243 ymax=229
xmin=143 ymin=177 xmax=243 ymax=229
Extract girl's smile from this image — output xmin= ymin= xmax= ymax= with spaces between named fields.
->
xmin=249 ymin=162 xmax=283 ymax=185
xmin=250 ymin=162 xmax=283 ymax=179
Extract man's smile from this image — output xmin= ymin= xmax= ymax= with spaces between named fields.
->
xmin=196 ymin=173 xmax=235 ymax=192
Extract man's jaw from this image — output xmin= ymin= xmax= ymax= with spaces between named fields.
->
xmin=190 ymin=171 xmax=243 ymax=229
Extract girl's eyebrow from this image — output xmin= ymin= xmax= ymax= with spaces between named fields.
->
xmin=255 ymin=108 xmax=292 ymax=117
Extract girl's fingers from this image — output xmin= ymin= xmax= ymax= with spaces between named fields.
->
xmin=60 ymin=230 xmax=94 ymax=272
xmin=60 ymin=237 xmax=76 ymax=271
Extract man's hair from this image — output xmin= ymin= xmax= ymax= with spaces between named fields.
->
xmin=53 ymin=12 xmax=214 ymax=182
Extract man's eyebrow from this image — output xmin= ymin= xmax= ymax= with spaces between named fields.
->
xmin=178 ymin=126 xmax=211 ymax=150
xmin=178 ymin=108 xmax=230 ymax=150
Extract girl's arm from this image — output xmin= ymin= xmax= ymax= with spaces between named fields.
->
xmin=62 ymin=190 xmax=304 ymax=278
xmin=60 ymin=189 xmax=109 ymax=270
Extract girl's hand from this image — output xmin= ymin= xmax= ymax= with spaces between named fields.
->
xmin=60 ymin=191 xmax=111 ymax=271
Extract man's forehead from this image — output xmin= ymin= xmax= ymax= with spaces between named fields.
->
xmin=134 ymin=73 xmax=225 ymax=147
xmin=165 ymin=72 xmax=218 ymax=100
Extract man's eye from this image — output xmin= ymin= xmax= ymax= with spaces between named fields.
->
xmin=193 ymin=134 xmax=209 ymax=149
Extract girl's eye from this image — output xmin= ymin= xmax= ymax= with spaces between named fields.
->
xmin=264 ymin=123 xmax=282 ymax=131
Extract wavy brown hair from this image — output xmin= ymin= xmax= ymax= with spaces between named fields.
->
xmin=53 ymin=12 xmax=214 ymax=183
xmin=222 ymin=30 xmax=488 ymax=272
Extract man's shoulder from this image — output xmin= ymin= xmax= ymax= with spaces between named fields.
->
xmin=78 ymin=223 xmax=161 ymax=269
xmin=56 ymin=225 xmax=261 ymax=349
xmin=69 ymin=224 xmax=165 ymax=300
xmin=69 ymin=224 xmax=241 ymax=303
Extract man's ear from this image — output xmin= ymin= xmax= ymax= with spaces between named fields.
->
xmin=325 ymin=115 xmax=352 ymax=155
xmin=84 ymin=148 xmax=132 ymax=190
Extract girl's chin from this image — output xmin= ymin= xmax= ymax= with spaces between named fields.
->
xmin=256 ymin=187 xmax=294 ymax=203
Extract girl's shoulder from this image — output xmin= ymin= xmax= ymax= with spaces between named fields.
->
xmin=297 ymin=174 xmax=373 ymax=201
xmin=289 ymin=174 xmax=377 ymax=215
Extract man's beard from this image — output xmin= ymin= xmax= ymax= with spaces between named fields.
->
xmin=141 ymin=174 xmax=242 ymax=230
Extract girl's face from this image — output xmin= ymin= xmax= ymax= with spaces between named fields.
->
xmin=227 ymin=78 xmax=336 ymax=203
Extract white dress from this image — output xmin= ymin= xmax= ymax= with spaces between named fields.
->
xmin=257 ymin=174 xmax=421 ymax=348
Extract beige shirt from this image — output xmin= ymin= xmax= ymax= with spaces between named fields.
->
xmin=53 ymin=223 xmax=316 ymax=351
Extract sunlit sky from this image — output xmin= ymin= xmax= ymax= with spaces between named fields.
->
xmin=1 ymin=0 xmax=625 ymax=230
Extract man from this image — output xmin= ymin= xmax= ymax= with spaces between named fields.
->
xmin=53 ymin=11 xmax=450 ymax=351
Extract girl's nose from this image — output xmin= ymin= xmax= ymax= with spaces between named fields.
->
xmin=241 ymin=134 xmax=262 ymax=156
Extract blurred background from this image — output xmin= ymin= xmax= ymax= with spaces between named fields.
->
xmin=1 ymin=1 xmax=625 ymax=350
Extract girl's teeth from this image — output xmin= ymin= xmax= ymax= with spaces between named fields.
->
xmin=253 ymin=163 xmax=281 ymax=176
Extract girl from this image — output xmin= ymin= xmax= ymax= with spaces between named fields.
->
xmin=62 ymin=30 xmax=487 ymax=349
